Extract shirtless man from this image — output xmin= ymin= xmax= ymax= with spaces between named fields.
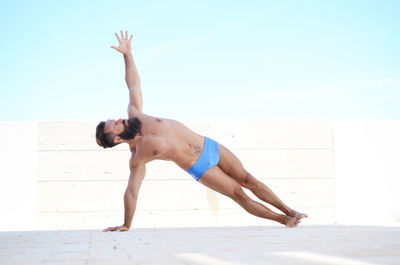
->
xmin=97 ymin=31 xmax=307 ymax=232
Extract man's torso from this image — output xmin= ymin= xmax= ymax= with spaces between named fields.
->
xmin=129 ymin=112 xmax=205 ymax=171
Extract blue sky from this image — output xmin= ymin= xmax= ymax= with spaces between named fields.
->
xmin=0 ymin=0 xmax=399 ymax=121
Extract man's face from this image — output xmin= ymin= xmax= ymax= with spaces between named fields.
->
xmin=103 ymin=118 xmax=128 ymax=135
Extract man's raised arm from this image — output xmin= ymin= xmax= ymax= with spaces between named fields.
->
xmin=111 ymin=30 xmax=143 ymax=114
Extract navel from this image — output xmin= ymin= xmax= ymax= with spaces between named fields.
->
xmin=155 ymin=118 xmax=162 ymax=122
xmin=153 ymin=150 xmax=159 ymax=156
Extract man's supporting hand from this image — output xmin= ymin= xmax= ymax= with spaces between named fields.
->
xmin=111 ymin=30 xmax=133 ymax=55
xmin=103 ymin=225 xmax=129 ymax=232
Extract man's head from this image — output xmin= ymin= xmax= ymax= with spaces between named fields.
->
xmin=96 ymin=117 xmax=142 ymax=148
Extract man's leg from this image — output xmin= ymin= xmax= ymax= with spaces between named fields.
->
xmin=199 ymin=166 xmax=300 ymax=227
xmin=217 ymin=144 xmax=307 ymax=219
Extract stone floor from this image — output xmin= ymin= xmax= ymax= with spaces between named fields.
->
xmin=0 ymin=225 xmax=399 ymax=265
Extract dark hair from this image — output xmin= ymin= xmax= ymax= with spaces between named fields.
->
xmin=95 ymin=121 xmax=118 ymax=148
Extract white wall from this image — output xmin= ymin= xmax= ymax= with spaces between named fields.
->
xmin=333 ymin=120 xmax=400 ymax=225
xmin=1 ymin=120 xmax=399 ymax=231
xmin=0 ymin=122 xmax=37 ymax=231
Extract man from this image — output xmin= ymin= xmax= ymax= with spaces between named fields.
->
xmin=97 ymin=30 xmax=307 ymax=232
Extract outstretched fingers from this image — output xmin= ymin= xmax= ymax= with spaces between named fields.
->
xmin=110 ymin=45 xmax=119 ymax=51
xmin=111 ymin=30 xmax=133 ymax=54
xmin=114 ymin=32 xmax=121 ymax=44
xmin=103 ymin=226 xmax=118 ymax=232
xmin=103 ymin=225 xmax=129 ymax=232
xmin=114 ymin=30 xmax=132 ymax=41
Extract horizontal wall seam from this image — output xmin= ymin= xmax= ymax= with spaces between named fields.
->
xmin=37 ymin=147 xmax=333 ymax=152
xmin=37 ymin=177 xmax=334 ymax=183
xmin=37 ymin=207 xmax=335 ymax=214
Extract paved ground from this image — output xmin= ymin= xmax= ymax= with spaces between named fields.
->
xmin=0 ymin=225 xmax=399 ymax=265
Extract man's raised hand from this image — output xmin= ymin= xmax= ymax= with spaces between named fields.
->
xmin=111 ymin=30 xmax=133 ymax=55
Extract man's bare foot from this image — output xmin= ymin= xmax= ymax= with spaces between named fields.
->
xmin=288 ymin=209 xmax=308 ymax=219
xmin=285 ymin=216 xmax=301 ymax=228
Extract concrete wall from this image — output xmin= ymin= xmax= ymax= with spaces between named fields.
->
xmin=1 ymin=120 xmax=398 ymax=231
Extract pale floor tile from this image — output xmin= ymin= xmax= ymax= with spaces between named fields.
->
xmin=0 ymin=225 xmax=399 ymax=265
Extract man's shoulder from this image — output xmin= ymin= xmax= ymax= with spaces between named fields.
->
xmin=127 ymin=103 xmax=142 ymax=118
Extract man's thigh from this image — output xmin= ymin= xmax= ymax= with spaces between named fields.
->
xmin=198 ymin=166 xmax=241 ymax=198
xmin=217 ymin=143 xmax=248 ymax=182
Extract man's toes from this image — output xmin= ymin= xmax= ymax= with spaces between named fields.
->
xmin=297 ymin=213 xmax=307 ymax=219
xmin=301 ymin=212 xmax=308 ymax=218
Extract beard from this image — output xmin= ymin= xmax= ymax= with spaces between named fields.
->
xmin=118 ymin=118 xmax=142 ymax=140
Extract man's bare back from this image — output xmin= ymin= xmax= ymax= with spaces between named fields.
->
xmin=96 ymin=30 xmax=307 ymax=232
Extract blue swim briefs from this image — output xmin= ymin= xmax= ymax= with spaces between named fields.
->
xmin=186 ymin=137 xmax=220 ymax=181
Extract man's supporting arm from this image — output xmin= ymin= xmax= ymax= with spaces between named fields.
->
xmin=103 ymin=162 xmax=146 ymax=232
xmin=123 ymin=188 xmax=138 ymax=229
xmin=123 ymin=162 xmax=146 ymax=229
